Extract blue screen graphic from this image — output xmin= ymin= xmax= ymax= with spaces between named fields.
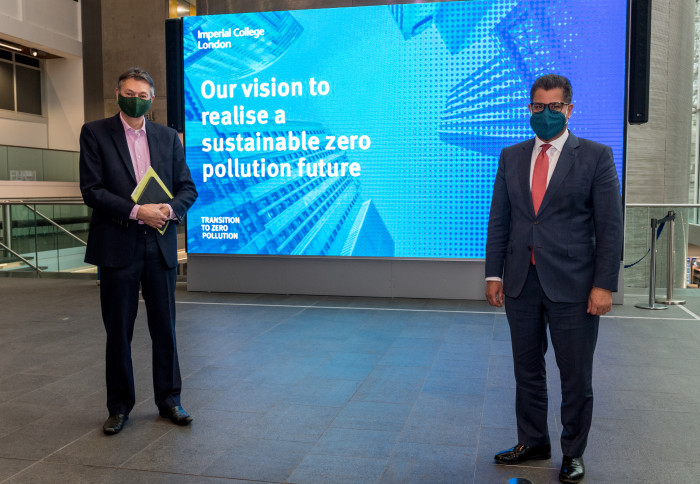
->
xmin=182 ymin=0 xmax=627 ymax=258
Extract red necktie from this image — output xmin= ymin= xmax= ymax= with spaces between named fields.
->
xmin=531 ymin=143 xmax=550 ymax=264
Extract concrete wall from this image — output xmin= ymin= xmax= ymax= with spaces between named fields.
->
xmin=624 ymin=0 xmax=696 ymax=289
xmin=46 ymin=57 xmax=84 ymax=151
xmin=81 ymin=0 xmax=171 ymax=124
xmin=0 ymin=0 xmax=82 ymax=57
xmin=0 ymin=0 xmax=84 ymax=151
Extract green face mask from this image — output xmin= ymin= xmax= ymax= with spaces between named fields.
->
xmin=118 ymin=94 xmax=151 ymax=118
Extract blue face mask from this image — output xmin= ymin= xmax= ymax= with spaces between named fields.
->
xmin=530 ymin=107 xmax=567 ymax=140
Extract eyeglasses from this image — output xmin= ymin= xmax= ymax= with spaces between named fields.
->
xmin=529 ymin=102 xmax=569 ymax=112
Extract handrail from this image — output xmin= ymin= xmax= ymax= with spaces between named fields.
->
xmin=626 ymin=203 xmax=700 ymax=208
xmin=1 ymin=198 xmax=85 ymax=204
xmin=1 ymin=198 xmax=88 ymax=274
xmin=0 ymin=241 xmax=42 ymax=272
xmin=22 ymin=204 xmax=86 ymax=246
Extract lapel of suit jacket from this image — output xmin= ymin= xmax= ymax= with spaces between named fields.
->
xmin=538 ymin=132 xmax=579 ymax=215
xmin=518 ymin=139 xmax=536 ymax=218
xmin=145 ymin=120 xmax=161 ymax=175
xmin=110 ymin=113 xmax=137 ymax=183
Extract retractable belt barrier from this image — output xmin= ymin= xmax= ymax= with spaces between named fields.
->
xmin=634 ymin=211 xmax=685 ymax=310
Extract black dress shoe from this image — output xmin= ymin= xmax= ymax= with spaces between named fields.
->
xmin=494 ymin=443 xmax=551 ymax=464
xmin=103 ymin=414 xmax=128 ymax=435
xmin=159 ymin=405 xmax=193 ymax=426
xmin=559 ymin=455 xmax=585 ymax=483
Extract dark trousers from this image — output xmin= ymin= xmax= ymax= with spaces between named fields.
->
xmin=99 ymin=228 xmax=181 ymax=416
xmin=504 ymin=265 xmax=599 ymax=458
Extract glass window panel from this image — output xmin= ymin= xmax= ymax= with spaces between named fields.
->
xmin=15 ymin=54 xmax=39 ymax=68
xmin=16 ymin=65 xmax=41 ymax=115
xmin=0 ymin=50 xmax=11 ymax=61
xmin=0 ymin=62 xmax=14 ymax=111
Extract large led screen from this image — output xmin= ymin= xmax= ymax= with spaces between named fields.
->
xmin=182 ymin=0 xmax=627 ymax=258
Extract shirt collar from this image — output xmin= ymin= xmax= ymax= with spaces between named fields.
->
xmin=119 ymin=112 xmax=147 ymax=134
xmin=535 ymin=129 xmax=569 ymax=153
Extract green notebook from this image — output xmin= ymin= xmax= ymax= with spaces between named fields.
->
xmin=130 ymin=166 xmax=173 ymax=235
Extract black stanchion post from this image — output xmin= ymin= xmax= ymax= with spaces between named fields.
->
xmin=655 ymin=210 xmax=686 ymax=305
xmin=636 ymin=217 xmax=667 ymax=310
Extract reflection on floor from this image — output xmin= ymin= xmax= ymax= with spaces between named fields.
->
xmin=0 ymin=278 xmax=699 ymax=483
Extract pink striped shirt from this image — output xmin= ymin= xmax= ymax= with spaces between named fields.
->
xmin=120 ymin=113 xmax=173 ymax=222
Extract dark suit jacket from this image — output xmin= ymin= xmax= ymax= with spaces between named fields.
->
xmin=485 ymin=132 xmax=623 ymax=303
xmin=79 ymin=113 xmax=197 ymax=269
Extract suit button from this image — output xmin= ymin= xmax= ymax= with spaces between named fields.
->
xmin=534 ymin=221 xmax=539 ymax=225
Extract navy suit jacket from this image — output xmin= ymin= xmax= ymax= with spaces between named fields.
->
xmin=485 ymin=132 xmax=623 ymax=303
xmin=79 ymin=113 xmax=197 ymax=269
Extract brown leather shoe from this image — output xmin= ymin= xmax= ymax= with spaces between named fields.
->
xmin=159 ymin=405 xmax=193 ymax=426
xmin=102 ymin=414 xmax=128 ymax=435
xmin=559 ymin=455 xmax=585 ymax=483
xmin=494 ymin=443 xmax=551 ymax=464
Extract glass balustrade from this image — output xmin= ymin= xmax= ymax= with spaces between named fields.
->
xmin=0 ymin=200 xmax=92 ymax=274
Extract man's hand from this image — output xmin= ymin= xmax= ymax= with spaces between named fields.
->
xmin=486 ymin=280 xmax=504 ymax=307
xmin=137 ymin=204 xmax=169 ymax=229
xmin=587 ymin=287 xmax=613 ymax=316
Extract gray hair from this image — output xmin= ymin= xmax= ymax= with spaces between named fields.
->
xmin=117 ymin=67 xmax=155 ymax=96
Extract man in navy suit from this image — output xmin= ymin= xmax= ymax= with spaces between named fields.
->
xmin=485 ymin=74 xmax=623 ymax=483
xmin=80 ymin=67 xmax=198 ymax=435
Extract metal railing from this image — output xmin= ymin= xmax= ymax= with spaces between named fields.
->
xmin=0 ymin=198 xmax=92 ymax=275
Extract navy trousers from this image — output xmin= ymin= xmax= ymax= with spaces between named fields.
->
xmin=504 ymin=264 xmax=599 ymax=458
xmin=99 ymin=227 xmax=182 ymax=416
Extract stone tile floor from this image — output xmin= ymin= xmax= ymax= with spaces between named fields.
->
xmin=1 ymin=277 xmax=699 ymax=483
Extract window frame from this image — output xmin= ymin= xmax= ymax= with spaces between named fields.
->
xmin=0 ymin=48 xmax=45 ymax=119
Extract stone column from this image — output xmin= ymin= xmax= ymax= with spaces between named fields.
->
xmin=81 ymin=0 xmax=170 ymax=124
xmin=625 ymin=0 xmax=695 ymax=289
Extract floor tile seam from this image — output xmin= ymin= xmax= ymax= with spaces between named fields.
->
xmin=608 ymin=387 xmax=700 ymax=399
xmin=119 ymin=436 xmax=232 ymax=473
xmin=290 ymin=451 xmax=388 ymax=484
xmin=328 ymin=423 xmax=406 ymax=433
xmin=190 ymin=336 xmax=269 ymax=368
xmin=385 ymin=338 xmax=444 ymax=479
xmin=342 ymin=336 xmax=399 ymax=403
xmin=474 ymin=316 xmax=500 ymax=482
xmin=481 ymin=460 xmax=561 ymax=473
xmin=626 ymin=447 xmax=689 ymax=484
xmin=304 ymin=442 xmax=399 ymax=461
xmin=610 ymin=407 xmax=700 ymax=418
xmin=114 ymin=463 xmax=263 ymax=482
xmin=106 ymin=399 xmax=188 ymax=468
xmin=280 ymin=416 xmax=357 ymax=484
xmin=235 ymin=430 xmax=339 ymax=445
xmin=291 ymin=341 xmax=403 ymax=483
xmin=200 ymin=471 xmax=281 ymax=484
xmin=175 ymin=299 xmax=700 ymax=321
xmin=0 ymin=425 xmax=126 ymax=484
xmin=177 ymin=300 xmax=506 ymax=315
xmin=0 ymin=457 xmax=37 ymax=484
xmin=602 ymin=313 xmax=698 ymax=321
xmin=285 ymin=455 xmax=387 ymax=484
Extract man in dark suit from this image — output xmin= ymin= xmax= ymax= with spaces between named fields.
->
xmin=485 ymin=74 xmax=623 ymax=483
xmin=80 ymin=67 xmax=198 ymax=435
